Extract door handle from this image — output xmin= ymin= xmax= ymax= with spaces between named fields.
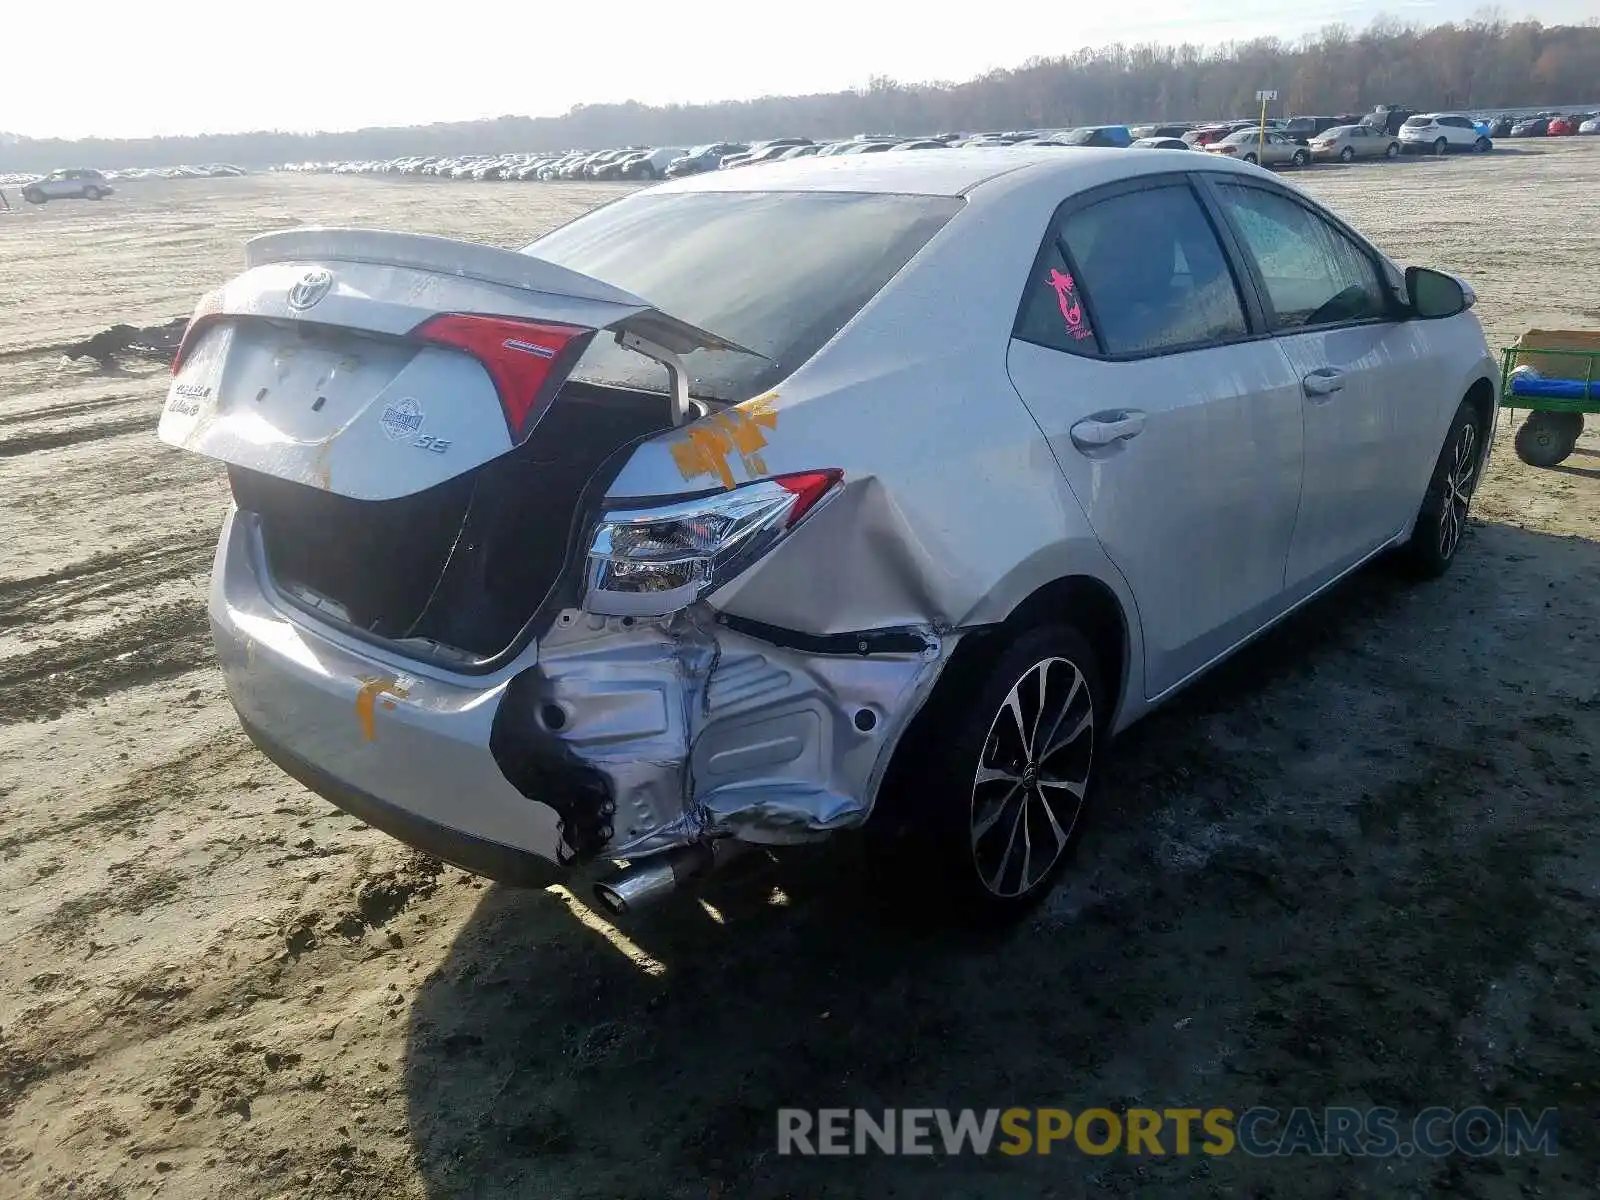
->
xmin=1302 ymin=369 xmax=1347 ymax=398
xmin=1070 ymin=410 xmax=1147 ymax=451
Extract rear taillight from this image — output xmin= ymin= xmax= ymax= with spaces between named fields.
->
xmin=411 ymin=313 xmax=593 ymax=440
xmin=170 ymin=288 xmax=225 ymax=375
xmin=584 ymin=469 xmax=843 ymax=617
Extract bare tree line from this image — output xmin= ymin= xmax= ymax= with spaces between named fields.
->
xmin=4 ymin=16 xmax=1598 ymax=172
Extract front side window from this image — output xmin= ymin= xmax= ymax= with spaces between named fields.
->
xmin=1015 ymin=182 xmax=1248 ymax=357
xmin=1212 ymin=183 xmax=1389 ymax=330
xmin=523 ymin=190 xmax=962 ymax=403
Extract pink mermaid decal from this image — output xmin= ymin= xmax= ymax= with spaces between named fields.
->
xmin=1047 ymin=267 xmax=1093 ymax=340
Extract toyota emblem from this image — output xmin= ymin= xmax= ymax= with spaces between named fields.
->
xmin=287 ymin=268 xmax=334 ymax=311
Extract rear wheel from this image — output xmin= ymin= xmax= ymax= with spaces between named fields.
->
xmin=1474 ymin=136 xmax=1492 ymax=153
xmin=1340 ymin=146 xmax=1356 ymax=162
xmin=1398 ymin=401 xmax=1484 ymax=578
xmin=1514 ymin=411 xmax=1584 ymax=468
xmin=1385 ymin=141 xmax=1400 ymax=158
xmin=867 ymin=623 xmax=1104 ymax=920
xmin=1434 ymin=137 xmax=1450 ymax=156
xmin=1243 ymin=152 xmax=1258 ymax=164
xmin=82 ymin=185 xmax=101 ymax=200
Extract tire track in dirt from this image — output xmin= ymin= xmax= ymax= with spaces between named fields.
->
xmin=0 ymin=531 xmax=215 ymax=629
xmin=0 ymin=411 xmax=157 ymax=459
xmin=0 ymin=392 xmax=143 ymax=428
xmin=0 ymin=733 xmax=250 ymax=859
xmin=0 ymin=598 xmax=211 ymax=725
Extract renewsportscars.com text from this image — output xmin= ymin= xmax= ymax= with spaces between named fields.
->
xmin=777 ymin=1106 xmax=1559 ymax=1158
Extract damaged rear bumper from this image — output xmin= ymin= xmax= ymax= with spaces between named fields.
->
xmin=210 ymin=507 xmax=950 ymax=880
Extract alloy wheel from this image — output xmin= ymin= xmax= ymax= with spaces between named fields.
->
xmin=1438 ymin=422 xmax=1479 ymax=559
xmin=970 ymin=656 xmax=1094 ymax=898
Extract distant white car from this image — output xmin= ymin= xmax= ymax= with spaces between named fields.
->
xmin=21 ymin=168 xmax=113 ymax=203
xmin=618 ymin=147 xmax=688 ymax=180
xmin=1397 ymin=113 xmax=1491 ymax=155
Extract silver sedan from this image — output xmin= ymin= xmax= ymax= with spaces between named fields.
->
xmin=161 ymin=149 xmax=1498 ymax=919
xmin=1310 ymin=124 xmax=1403 ymax=162
xmin=1204 ymin=129 xmax=1311 ymax=167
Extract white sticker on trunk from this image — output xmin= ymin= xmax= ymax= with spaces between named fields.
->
xmin=380 ymin=397 xmax=426 ymax=441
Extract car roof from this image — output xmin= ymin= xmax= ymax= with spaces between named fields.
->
xmin=649 ymin=145 xmax=1263 ymax=199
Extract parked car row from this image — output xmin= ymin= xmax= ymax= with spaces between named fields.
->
xmin=1488 ymin=111 xmax=1600 ymax=137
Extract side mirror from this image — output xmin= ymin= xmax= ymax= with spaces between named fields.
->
xmin=1406 ymin=266 xmax=1473 ymax=319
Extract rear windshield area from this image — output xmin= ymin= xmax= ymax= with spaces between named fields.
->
xmin=521 ymin=189 xmax=962 ymax=402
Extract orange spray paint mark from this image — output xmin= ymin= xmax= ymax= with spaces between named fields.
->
xmin=355 ymin=676 xmax=411 ymax=741
xmin=669 ymin=392 xmax=780 ymax=488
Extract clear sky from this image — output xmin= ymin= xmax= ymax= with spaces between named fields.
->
xmin=4 ymin=1 xmax=1593 ymax=139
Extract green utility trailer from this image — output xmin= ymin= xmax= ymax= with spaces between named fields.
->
xmin=1502 ymin=329 xmax=1600 ymax=468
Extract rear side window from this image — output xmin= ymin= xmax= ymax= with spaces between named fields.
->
xmin=1403 ymin=116 xmax=1431 ymax=127
xmin=1212 ymin=183 xmax=1389 ymax=329
xmin=1015 ymin=183 xmax=1248 ymax=357
xmin=523 ymin=190 xmax=961 ymax=402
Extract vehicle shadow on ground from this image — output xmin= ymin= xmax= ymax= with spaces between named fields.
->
xmin=403 ymin=519 xmax=1600 ymax=1200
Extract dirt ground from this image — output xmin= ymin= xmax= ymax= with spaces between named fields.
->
xmin=2 ymin=142 xmax=1599 ymax=1200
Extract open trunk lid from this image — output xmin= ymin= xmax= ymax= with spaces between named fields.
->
xmin=159 ymin=227 xmax=754 ymax=502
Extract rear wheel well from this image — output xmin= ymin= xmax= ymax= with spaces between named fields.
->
xmin=873 ymin=574 xmax=1131 ymax=826
xmin=1463 ymin=377 xmax=1494 ymax=437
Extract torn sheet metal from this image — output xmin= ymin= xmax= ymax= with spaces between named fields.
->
xmin=491 ymin=603 xmax=949 ymax=857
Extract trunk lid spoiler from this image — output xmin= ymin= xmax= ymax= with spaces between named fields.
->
xmin=159 ymin=227 xmax=758 ymax=501
xmin=242 ymin=228 xmax=754 ymax=359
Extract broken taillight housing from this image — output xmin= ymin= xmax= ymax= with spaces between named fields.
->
xmin=411 ymin=313 xmax=593 ymax=439
xmin=584 ymin=470 xmax=842 ymax=617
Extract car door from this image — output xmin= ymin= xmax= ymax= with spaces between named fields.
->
xmin=1005 ymin=176 xmax=1305 ymax=699
xmin=1203 ymin=176 xmax=1419 ymax=596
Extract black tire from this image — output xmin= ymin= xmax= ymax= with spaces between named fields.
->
xmin=1434 ymin=137 xmax=1449 ymax=156
xmin=1514 ymin=411 xmax=1583 ymax=468
xmin=82 ymin=186 xmax=101 ymax=200
xmin=1385 ymin=142 xmax=1400 ymax=158
xmin=1474 ymin=136 xmax=1492 ymax=153
xmin=22 ymin=189 xmax=43 ymax=204
xmin=1293 ymin=149 xmax=1310 ymax=168
xmin=1340 ymin=146 xmax=1356 ymax=162
xmin=867 ymin=623 xmax=1105 ymax=921
xmin=1243 ymin=152 xmax=1258 ymax=165
xmin=1398 ymin=401 xmax=1485 ymax=578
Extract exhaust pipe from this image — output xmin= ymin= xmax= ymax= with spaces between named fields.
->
xmin=592 ymin=841 xmax=742 ymax=917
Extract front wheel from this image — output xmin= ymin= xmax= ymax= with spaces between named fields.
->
xmin=867 ymin=624 xmax=1104 ymax=920
xmin=82 ymin=186 xmax=101 ymax=200
xmin=1514 ymin=411 xmax=1583 ymax=467
xmin=1385 ymin=141 xmax=1400 ymax=157
xmin=1340 ymin=146 xmax=1356 ymax=162
xmin=22 ymin=189 xmax=44 ymax=204
xmin=1292 ymin=149 xmax=1310 ymax=168
xmin=1397 ymin=401 xmax=1484 ymax=578
xmin=1434 ymin=137 xmax=1449 ymax=156
xmin=1242 ymin=152 xmax=1258 ymax=164
xmin=1475 ymin=136 xmax=1492 ymax=153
